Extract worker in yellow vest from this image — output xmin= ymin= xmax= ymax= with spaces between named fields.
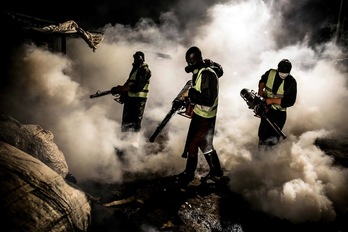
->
xmin=258 ymin=59 xmax=297 ymax=146
xmin=111 ymin=51 xmax=151 ymax=133
xmin=175 ymin=46 xmax=224 ymax=185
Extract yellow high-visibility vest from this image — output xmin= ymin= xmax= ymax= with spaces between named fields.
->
xmin=193 ymin=67 xmax=218 ymax=118
xmin=128 ymin=63 xmax=150 ymax=98
xmin=265 ymin=69 xmax=286 ymax=111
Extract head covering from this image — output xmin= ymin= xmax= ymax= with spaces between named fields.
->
xmin=277 ymin=59 xmax=292 ymax=73
xmin=185 ymin=46 xmax=202 ymax=65
xmin=133 ymin=51 xmax=145 ymax=61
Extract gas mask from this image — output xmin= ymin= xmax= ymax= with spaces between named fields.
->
xmin=279 ymin=72 xmax=289 ymax=79
xmin=133 ymin=52 xmax=144 ymax=66
xmin=185 ymin=64 xmax=199 ymax=74
xmin=133 ymin=56 xmax=142 ymax=65
xmin=185 ymin=49 xmax=201 ymax=74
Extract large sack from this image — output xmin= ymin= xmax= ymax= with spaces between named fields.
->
xmin=0 ymin=141 xmax=91 ymax=231
xmin=0 ymin=114 xmax=68 ymax=177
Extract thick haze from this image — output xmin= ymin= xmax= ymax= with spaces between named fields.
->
xmin=2 ymin=0 xmax=348 ymax=224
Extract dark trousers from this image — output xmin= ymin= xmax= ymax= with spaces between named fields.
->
xmin=183 ymin=112 xmax=216 ymax=158
xmin=258 ymin=108 xmax=286 ymax=143
xmin=122 ymin=97 xmax=147 ymax=132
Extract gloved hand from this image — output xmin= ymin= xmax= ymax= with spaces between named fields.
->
xmin=172 ymin=100 xmax=184 ymax=110
xmin=254 ymin=104 xmax=267 ymax=116
xmin=188 ymin=88 xmax=199 ymax=100
xmin=110 ymin=86 xmax=119 ymax=94
xmin=111 ymin=85 xmax=125 ymax=94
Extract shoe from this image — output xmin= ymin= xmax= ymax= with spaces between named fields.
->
xmin=174 ymin=171 xmax=194 ymax=185
xmin=200 ymin=170 xmax=223 ymax=183
xmin=259 ymin=136 xmax=279 ymax=146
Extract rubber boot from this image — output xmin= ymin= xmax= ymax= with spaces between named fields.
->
xmin=175 ymin=156 xmax=197 ymax=185
xmin=201 ymin=150 xmax=223 ymax=183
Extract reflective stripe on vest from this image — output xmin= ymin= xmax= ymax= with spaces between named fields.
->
xmin=265 ymin=69 xmax=286 ymax=111
xmin=193 ymin=67 xmax=218 ymax=118
xmin=128 ymin=63 xmax=150 ymax=98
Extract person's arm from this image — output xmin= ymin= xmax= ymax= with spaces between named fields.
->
xmin=258 ymin=70 xmax=269 ymax=97
xmin=258 ymin=82 xmax=265 ymax=97
xmin=258 ymin=70 xmax=282 ymax=106
xmin=111 ymin=80 xmax=129 ymax=94
xmin=265 ymin=97 xmax=281 ymax=105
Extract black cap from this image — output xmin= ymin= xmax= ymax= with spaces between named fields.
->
xmin=278 ymin=59 xmax=292 ymax=73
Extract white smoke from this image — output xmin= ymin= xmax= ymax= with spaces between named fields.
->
xmin=2 ymin=0 xmax=348 ymax=223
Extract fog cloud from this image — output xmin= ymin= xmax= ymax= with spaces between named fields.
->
xmin=2 ymin=0 xmax=347 ymax=223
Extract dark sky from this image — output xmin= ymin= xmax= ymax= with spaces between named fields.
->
xmin=4 ymin=0 xmax=176 ymax=28
xmin=4 ymin=0 xmax=345 ymax=32
xmin=3 ymin=0 xmax=347 ymax=51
